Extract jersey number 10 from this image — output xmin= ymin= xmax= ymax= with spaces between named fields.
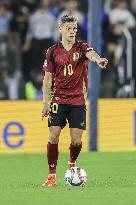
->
xmin=64 ymin=64 xmax=73 ymax=76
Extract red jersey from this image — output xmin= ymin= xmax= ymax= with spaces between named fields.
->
xmin=43 ymin=41 xmax=93 ymax=105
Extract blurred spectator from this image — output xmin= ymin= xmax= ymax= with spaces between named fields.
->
xmin=100 ymin=0 xmax=136 ymax=98
xmin=10 ymin=2 xmax=29 ymax=45
xmin=10 ymin=2 xmax=31 ymax=82
xmin=110 ymin=22 xmax=136 ymax=98
xmin=101 ymin=21 xmax=125 ymax=97
xmin=109 ymin=0 xmax=135 ymax=28
xmin=130 ymin=26 xmax=136 ymax=97
xmin=0 ymin=70 xmax=8 ymax=99
xmin=25 ymin=69 xmax=43 ymax=99
xmin=58 ymin=0 xmax=84 ymax=24
xmin=1 ymin=33 xmax=22 ymax=99
xmin=47 ymin=0 xmax=60 ymax=17
xmin=130 ymin=0 xmax=136 ymax=20
xmin=23 ymin=0 xmax=55 ymax=80
xmin=0 ymin=3 xmax=13 ymax=35
xmin=120 ymin=25 xmax=136 ymax=97
xmin=55 ymin=0 xmax=85 ymax=41
xmin=101 ymin=6 xmax=109 ymax=54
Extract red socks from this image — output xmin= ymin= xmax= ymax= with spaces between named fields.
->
xmin=47 ymin=142 xmax=58 ymax=174
xmin=69 ymin=143 xmax=82 ymax=163
xmin=47 ymin=142 xmax=82 ymax=174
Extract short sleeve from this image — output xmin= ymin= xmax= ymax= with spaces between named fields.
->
xmin=42 ymin=48 xmax=54 ymax=73
xmin=81 ymin=43 xmax=93 ymax=56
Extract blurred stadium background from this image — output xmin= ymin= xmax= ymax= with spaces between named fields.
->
xmin=0 ymin=0 xmax=136 ymax=153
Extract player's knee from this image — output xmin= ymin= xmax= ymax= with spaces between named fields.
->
xmin=71 ymin=137 xmax=82 ymax=146
xmin=49 ymin=132 xmax=60 ymax=144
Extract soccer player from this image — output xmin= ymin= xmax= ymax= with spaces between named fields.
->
xmin=42 ymin=15 xmax=108 ymax=187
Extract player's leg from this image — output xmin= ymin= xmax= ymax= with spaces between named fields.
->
xmin=68 ymin=128 xmax=83 ymax=168
xmin=43 ymin=103 xmax=67 ymax=187
xmin=47 ymin=103 xmax=67 ymax=173
xmin=68 ymin=105 xmax=86 ymax=168
xmin=47 ymin=126 xmax=61 ymax=174
xmin=42 ymin=126 xmax=61 ymax=187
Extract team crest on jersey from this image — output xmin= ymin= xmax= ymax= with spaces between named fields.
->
xmin=73 ymin=52 xmax=80 ymax=61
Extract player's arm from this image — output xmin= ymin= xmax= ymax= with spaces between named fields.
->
xmin=86 ymin=50 xmax=108 ymax=69
xmin=42 ymin=71 xmax=52 ymax=120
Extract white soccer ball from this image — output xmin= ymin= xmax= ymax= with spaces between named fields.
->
xmin=64 ymin=167 xmax=87 ymax=187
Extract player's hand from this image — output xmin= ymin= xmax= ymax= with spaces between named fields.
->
xmin=97 ymin=58 xmax=108 ymax=69
xmin=42 ymin=103 xmax=50 ymax=121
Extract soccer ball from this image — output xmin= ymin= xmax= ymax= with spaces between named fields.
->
xmin=64 ymin=167 xmax=87 ymax=187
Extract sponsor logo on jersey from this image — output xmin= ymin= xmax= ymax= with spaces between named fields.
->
xmin=73 ymin=52 xmax=80 ymax=61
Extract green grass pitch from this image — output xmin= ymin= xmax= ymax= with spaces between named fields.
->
xmin=0 ymin=152 xmax=136 ymax=205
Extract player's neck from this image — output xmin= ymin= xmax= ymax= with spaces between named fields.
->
xmin=61 ymin=38 xmax=75 ymax=51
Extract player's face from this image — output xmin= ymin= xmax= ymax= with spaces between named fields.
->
xmin=59 ymin=22 xmax=77 ymax=42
